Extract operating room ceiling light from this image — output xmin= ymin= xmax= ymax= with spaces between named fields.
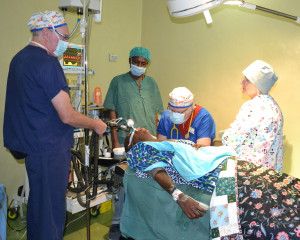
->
xmin=167 ymin=0 xmax=300 ymax=25
xmin=167 ymin=0 xmax=223 ymax=24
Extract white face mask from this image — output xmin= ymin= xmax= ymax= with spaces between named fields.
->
xmin=130 ymin=64 xmax=146 ymax=77
xmin=169 ymin=111 xmax=185 ymax=124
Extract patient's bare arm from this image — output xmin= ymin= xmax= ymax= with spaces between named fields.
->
xmin=126 ymin=128 xmax=176 ymax=150
xmin=193 ymin=137 xmax=211 ymax=149
xmin=151 ymin=169 xmax=207 ymax=219
xmin=126 ymin=128 xmax=208 ymax=218
xmin=151 ymin=168 xmax=176 ymax=193
xmin=125 ymin=128 xmax=159 ymax=150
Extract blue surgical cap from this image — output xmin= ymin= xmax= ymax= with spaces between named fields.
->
xmin=129 ymin=47 xmax=151 ymax=62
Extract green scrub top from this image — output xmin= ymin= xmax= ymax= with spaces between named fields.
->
xmin=104 ymin=72 xmax=163 ymax=144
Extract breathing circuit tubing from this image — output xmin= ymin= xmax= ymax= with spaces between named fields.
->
xmin=68 ymin=119 xmax=134 ymax=207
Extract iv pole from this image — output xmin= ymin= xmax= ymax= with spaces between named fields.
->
xmin=80 ymin=1 xmax=92 ymax=239
xmin=59 ymin=1 xmax=102 ymax=239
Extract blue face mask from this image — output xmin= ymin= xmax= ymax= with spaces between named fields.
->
xmin=53 ymin=39 xmax=68 ymax=58
xmin=46 ymin=18 xmax=69 ymax=57
xmin=130 ymin=64 xmax=146 ymax=77
xmin=169 ymin=111 xmax=185 ymax=124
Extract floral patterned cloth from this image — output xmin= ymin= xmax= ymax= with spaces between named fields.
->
xmin=126 ymin=141 xmax=225 ymax=194
xmin=237 ymin=160 xmax=300 ymax=240
xmin=222 ymin=95 xmax=283 ymax=171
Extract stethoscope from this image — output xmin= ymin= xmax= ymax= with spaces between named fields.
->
xmin=170 ymin=109 xmax=194 ymax=140
xmin=170 ymin=124 xmax=179 ymax=139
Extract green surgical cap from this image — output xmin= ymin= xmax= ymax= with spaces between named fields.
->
xmin=129 ymin=47 xmax=151 ymax=62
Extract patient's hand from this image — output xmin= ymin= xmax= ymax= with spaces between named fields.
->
xmin=132 ymin=128 xmax=157 ymax=144
xmin=177 ymin=193 xmax=208 ymax=219
xmin=192 ymin=143 xmax=202 ymax=149
xmin=193 ymin=138 xmax=211 ymax=149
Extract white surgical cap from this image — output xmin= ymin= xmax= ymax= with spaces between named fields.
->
xmin=169 ymin=87 xmax=194 ymax=108
xmin=28 ymin=10 xmax=66 ymax=32
xmin=243 ymin=60 xmax=278 ymax=94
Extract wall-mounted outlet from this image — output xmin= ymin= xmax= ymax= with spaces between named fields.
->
xmin=109 ymin=54 xmax=118 ymax=62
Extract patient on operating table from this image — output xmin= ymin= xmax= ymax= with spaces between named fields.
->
xmin=124 ymin=128 xmax=235 ymax=219
xmin=123 ymin=129 xmax=300 ymax=240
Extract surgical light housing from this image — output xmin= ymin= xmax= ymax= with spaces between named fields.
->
xmin=167 ymin=0 xmax=223 ymax=24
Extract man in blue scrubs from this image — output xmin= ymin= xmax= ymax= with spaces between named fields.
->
xmin=157 ymin=87 xmax=216 ymax=147
xmin=3 ymin=11 xmax=107 ymax=240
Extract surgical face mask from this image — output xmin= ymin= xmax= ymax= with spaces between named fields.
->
xmin=130 ymin=64 xmax=146 ymax=77
xmin=45 ymin=15 xmax=69 ymax=58
xmin=169 ymin=111 xmax=185 ymax=124
xmin=53 ymin=39 xmax=68 ymax=58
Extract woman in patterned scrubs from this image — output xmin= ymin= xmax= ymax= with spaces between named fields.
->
xmin=222 ymin=60 xmax=284 ymax=171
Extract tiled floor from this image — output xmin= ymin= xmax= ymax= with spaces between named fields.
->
xmin=7 ymin=205 xmax=113 ymax=240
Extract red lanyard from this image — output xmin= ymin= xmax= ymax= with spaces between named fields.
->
xmin=178 ymin=105 xmax=202 ymax=139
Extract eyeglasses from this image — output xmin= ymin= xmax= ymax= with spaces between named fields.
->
xmin=54 ymin=29 xmax=70 ymax=41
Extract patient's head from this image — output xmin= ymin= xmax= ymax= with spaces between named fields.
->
xmin=124 ymin=128 xmax=157 ymax=151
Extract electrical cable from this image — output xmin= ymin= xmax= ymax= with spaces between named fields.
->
xmin=69 ymin=154 xmax=124 ymax=207
xmin=65 ymin=211 xmax=87 ymax=230
xmin=68 ymin=18 xmax=81 ymax=39
xmin=18 ymin=229 xmax=27 ymax=240
xmin=7 ymin=219 xmax=27 ymax=232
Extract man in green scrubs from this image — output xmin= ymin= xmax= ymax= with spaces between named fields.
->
xmin=104 ymin=47 xmax=163 ymax=148
xmin=103 ymin=46 xmax=163 ymax=240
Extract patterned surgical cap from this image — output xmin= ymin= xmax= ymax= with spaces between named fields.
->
xmin=169 ymin=87 xmax=194 ymax=108
xmin=27 ymin=10 xmax=67 ymax=32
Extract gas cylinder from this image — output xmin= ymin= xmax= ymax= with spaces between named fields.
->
xmin=93 ymin=86 xmax=102 ymax=106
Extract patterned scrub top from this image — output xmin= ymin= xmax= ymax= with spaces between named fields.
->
xmin=222 ymin=95 xmax=283 ymax=171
